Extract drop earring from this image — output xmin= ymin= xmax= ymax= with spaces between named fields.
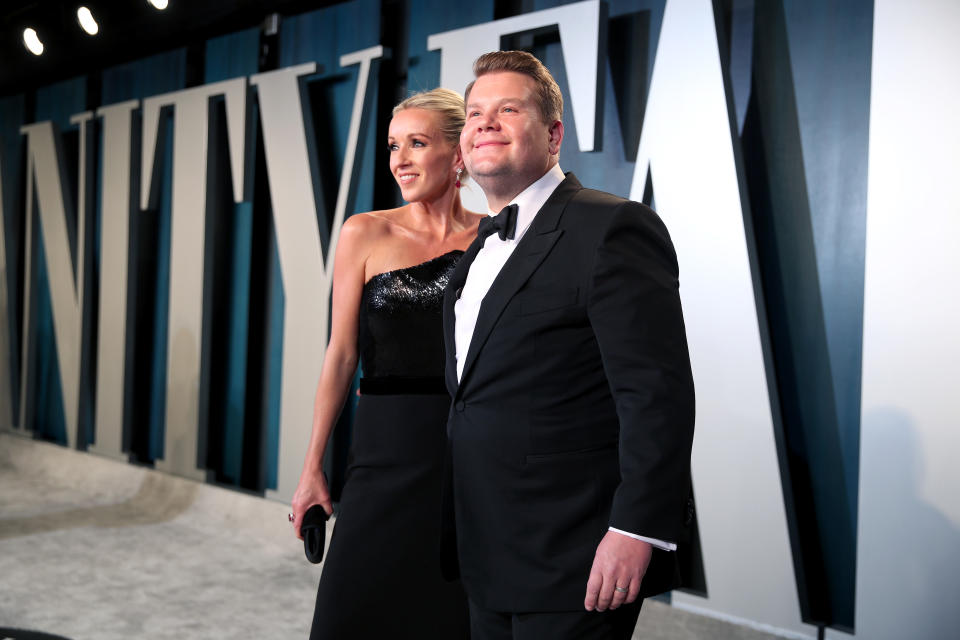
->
xmin=455 ymin=168 xmax=462 ymax=189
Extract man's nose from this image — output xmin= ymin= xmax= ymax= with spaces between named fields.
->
xmin=476 ymin=111 xmax=499 ymax=130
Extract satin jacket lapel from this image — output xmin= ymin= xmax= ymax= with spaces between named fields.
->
xmin=444 ymin=239 xmax=482 ymax=396
xmin=456 ymin=174 xmax=583 ymax=393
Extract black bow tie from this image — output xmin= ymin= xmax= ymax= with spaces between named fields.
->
xmin=477 ymin=204 xmax=519 ymax=242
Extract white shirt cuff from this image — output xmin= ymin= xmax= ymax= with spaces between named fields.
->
xmin=608 ymin=527 xmax=677 ymax=551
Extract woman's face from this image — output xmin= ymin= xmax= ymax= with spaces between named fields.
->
xmin=388 ymin=108 xmax=461 ymax=204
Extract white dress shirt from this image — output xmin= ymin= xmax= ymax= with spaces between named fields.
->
xmin=455 ymin=164 xmax=565 ymax=380
xmin=454 ymin=164 xmax=676 ymax=552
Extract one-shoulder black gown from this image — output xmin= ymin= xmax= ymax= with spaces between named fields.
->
xmin=309 ymin=250 xmax=470 ymax=639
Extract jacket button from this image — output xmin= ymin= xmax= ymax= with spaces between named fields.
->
xmin=455 ymin=401 xmax=465 ymax=412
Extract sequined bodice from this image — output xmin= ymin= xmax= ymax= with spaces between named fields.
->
xmin=359 ymin=250 xmax=462 ymax=379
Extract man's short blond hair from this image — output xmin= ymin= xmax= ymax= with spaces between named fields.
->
xmin=464 ymin=50 xmax=564 ymax=125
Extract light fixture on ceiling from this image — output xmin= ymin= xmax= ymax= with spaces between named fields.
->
xmin=148 ymin=0 xmax=169 ymax=10
xmin=77 ymin=7 xmax=99 ymax=35
xmin=23 ymin=28 xmax=44 ymax=55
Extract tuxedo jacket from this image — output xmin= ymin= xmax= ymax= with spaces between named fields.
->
xmin=441 ymin=173 xmax=695 ymax=612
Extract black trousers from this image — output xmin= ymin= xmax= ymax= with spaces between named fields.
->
xmin=468 ymin=599 xmax=644 ymax=640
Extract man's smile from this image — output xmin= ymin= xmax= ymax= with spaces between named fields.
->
xmin=473 ymin=140 xmax=509 ymax=149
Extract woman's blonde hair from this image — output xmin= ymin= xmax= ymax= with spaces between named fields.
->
xmin=393 ymin=88 xmax=467 ymax=178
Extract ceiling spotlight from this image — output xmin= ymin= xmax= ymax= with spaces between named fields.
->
xmin=23 ymin=28 xmax=44 ymax=56
xmin=148 ymin=0 xmax=169 ymax=9
xmin=77 ymin=7 xmax=99 ymax=35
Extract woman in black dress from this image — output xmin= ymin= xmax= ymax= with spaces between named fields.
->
xmin=290 ymin=88 xmax=483 ymax=639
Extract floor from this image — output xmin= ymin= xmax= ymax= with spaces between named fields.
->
xmin=0 ymin=431 xmax=791 ymax=640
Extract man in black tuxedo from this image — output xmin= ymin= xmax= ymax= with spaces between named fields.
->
xmin=442 ymin=51 xmax=695 ymax=639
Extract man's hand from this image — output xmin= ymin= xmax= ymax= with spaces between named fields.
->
xmin=584 ymin=531 xmax=653 ymax=611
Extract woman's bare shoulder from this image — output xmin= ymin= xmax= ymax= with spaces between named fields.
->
xmin=354 ymin=206 xmax=408 ymax=225
xmin=344 ymin=209 xmax=389 ymax=230
xmin=341 ymin=208 xmax=407 ymax=241
xmin=339 ymin=208 xmax=414 ymax=268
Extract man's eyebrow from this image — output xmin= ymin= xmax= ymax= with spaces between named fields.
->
xmin=466 ymin=97 xmax=517 ymax=110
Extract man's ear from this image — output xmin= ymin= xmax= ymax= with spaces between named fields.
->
xmin=548 ymin=120 xmax=564 ymax=156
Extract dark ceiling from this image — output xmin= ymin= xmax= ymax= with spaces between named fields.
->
xmin=0 ymin=0 xmax=346 ymax=98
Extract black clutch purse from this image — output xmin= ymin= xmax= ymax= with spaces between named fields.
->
xmin=301 ymin=504 xmax=331 ymax=564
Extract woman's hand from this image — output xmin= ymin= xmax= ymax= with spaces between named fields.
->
xmin=290 ymin=468 xmax=333 ymax=540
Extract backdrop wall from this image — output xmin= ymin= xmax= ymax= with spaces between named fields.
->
xmin=1 ymin=1 xmax=957 ymax=637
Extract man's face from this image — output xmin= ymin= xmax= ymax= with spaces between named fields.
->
xmin=461 ymin=71 xmax=562 ymax=198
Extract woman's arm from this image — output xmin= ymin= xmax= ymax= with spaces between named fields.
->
xmin=290 ymin=214 xmax=374 ymax=538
